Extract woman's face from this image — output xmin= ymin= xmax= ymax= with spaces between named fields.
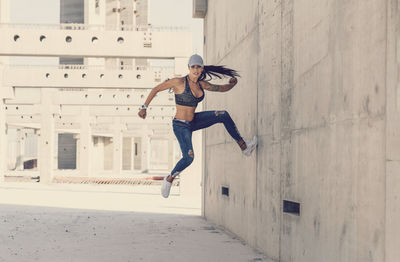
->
xmin=188 ymin=65 xmax=204 ymax=78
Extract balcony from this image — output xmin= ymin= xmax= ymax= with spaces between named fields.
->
xmin=2 ymin=65 xmax=177 ymax=88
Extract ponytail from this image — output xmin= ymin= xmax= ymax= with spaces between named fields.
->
xmin=199 ymin=65 xmax=240 ymax=81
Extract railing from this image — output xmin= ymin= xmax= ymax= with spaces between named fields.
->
xmin=0 ymin=23 xmax=189 ymax=32
xmin=6 ymin=64 xmax=175 ymax=72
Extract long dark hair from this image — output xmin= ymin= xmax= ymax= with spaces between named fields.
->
xmin=198 ymin=65 xmax=240 ymax=81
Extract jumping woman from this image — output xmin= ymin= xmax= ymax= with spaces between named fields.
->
xmin=138 ymin=54 xmax=257 ymax=198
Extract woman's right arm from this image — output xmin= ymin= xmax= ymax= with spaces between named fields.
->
xmin=138 ymin=78 xmax=179 ymax=119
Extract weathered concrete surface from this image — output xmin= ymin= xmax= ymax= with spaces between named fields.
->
xmin=0 ymin=63 xmax=7 ymax=183
xmin=0 ymin=183 xmax=269 ymax=262
xmin=203 ymin=0 xmax=399 ymax=261
xmin=385 ymin=0 xmax=400 ymax=261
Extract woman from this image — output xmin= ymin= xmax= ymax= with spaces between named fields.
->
xmin=138 ymin=54 xmax=257 ymax=198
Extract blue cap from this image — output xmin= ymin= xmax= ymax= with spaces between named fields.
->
xmin=188 ymin=54 xmax=204 ymax=67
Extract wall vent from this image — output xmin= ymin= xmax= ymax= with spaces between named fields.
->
xmin=283 ymin=200 xmax=300 ymax=216
xmin=221 ymin=186 xmax=229 ymax=196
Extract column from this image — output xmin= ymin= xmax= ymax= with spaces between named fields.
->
xmin=79 ymin=106 xmax=92 ymax=177
xmin=38 ymin=89 xmax=55 ymax=184
xmin=0 ymin=63 xmax=7 ymax=181
xmin=122 ymin=137 xmax=132 ymax=171
xmin=112 ymin=117 xmax=123 ymax=175
xmin=15 ymin=129 xmax=25 ymax=171
xmin=140 ymin=135 xmax=150 ymax=173
xmin=93 ymin=136 xmax=105 ymax=172
xmin=0 ymin=97 xmax=6 ymax=182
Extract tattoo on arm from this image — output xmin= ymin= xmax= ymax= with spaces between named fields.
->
xmin=209 ymin=84 xmax=220 ymax=92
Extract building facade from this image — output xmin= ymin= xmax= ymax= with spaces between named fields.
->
xmin=0 ymin=0 xmax=200 ymax=197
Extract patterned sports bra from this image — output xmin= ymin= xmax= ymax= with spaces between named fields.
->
xmin=175 ymin=76 xmax=205 ymax=107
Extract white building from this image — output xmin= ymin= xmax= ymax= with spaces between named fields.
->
xmin=0 ymin=0 xmax=201 ymax=196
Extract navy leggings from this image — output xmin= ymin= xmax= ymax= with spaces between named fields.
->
xmin=170 ymin=110 xmax=243 ymax=177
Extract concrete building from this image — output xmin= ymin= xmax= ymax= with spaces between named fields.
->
xmin=0 ymin=0 xmax=201 ymax=197
xmin=195 ymin=0 xmax=400 ymax=261
xmin=60 ymin=0 xmax=84 ymax=65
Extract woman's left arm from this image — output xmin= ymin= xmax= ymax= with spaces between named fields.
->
xmin=202 ymin=77 xmax=238 ymax=92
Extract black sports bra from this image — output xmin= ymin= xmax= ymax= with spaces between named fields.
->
xmin=175 ymin=76 xmax=205 ymax=107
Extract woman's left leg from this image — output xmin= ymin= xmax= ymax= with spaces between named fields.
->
xmin=162 ymin=121 xmax=194 ymax=198
xmin=170 ymin=124 xmax=194 ymax=179
xmin=191 ymin=110 xmax=247 ymax=149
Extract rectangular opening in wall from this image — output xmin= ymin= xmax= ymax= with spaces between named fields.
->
xmin=221 ymin=186 xmax=229 ymax=197
xmin=283 ymin=200 xmax=300 ymax=216
xmin=95 ymin=0 xmax=100 ymax=14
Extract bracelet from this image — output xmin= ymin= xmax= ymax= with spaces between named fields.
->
xmin=140 ymin=104 xmax=148 ymax=110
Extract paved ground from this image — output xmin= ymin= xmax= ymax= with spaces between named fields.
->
xmin=0 ymin=183 xmax=270 ymax=262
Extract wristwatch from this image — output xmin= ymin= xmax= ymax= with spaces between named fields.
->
xmin=140 ymin=104 xmax=148 ymax=110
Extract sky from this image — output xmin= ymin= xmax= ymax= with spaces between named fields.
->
xmin=149 ymin=0 xmax=203 ymax=55
xmin=9 ymin=0 xmax=203 ymax=65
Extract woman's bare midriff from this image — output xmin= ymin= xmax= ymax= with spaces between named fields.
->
xmin=174 ymin=104 xmax=197 ymax=122
xmin=173 ymin=77 xmax=203 ymax=121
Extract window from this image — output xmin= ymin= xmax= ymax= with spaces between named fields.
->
xmin=95 ymin=0 xmax=100 ymax=14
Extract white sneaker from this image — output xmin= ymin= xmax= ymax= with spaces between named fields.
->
xmin=242 ymin=136 xmax=258 ymax=156
xmin=161 ymin=176 xmax=172 ymax=198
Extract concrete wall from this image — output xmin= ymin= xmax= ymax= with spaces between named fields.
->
xmin=203 ymin=0 xmax=400 ymax=261
xmin=149 ymin=138 xmax=168 ymax=170
xmin=385 ymin=0 xmax=400 ymax=261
